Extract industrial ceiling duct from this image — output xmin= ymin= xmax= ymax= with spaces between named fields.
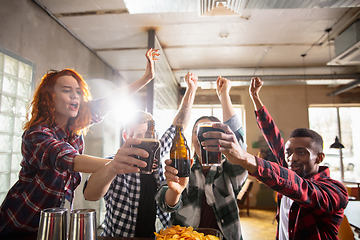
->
xmin=329 ymin=19 xmax=360 ymax=65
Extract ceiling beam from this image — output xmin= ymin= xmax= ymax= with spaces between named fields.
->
xmin=327 ymin=79 xmax=360 ymax=96
xmin=53 ymin=9 xmax=129 ymax=18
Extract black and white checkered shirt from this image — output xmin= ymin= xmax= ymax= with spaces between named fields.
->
xmin=100 ymin=125 xmax=176 ymax=237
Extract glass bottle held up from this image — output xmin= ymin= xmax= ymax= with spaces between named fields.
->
xmin=170 ymin=125 xmax=191 ymax=177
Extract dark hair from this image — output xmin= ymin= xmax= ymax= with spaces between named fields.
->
xmin=289 ymin=128 xmax=323 ymax=153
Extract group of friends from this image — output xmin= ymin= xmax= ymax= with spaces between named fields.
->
xmin=0 ymin=49 xmax=349 ymax=240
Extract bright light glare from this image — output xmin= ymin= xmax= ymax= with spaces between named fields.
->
xmin=113 ymin=100 xmax=139 ymax=126
xmin=86 ymin=78 xmax=141 ymax=125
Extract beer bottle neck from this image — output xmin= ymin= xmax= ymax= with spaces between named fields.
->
xmin=147 ymin=120 xmax=155 ymax=131
xmin=174 ymin=126 xmax=187 ymax=146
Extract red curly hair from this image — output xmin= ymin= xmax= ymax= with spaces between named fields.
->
xmin=24 ymin=69 xmax=92 ymax=136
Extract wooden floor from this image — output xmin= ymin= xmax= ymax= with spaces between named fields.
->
xmin=239 ymin=208 xmax=277 ymax=240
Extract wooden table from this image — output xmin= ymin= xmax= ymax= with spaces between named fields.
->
xmin=98 ymin=237 xmax=152 ymax=240
xmin=344 ymin=201 xmax=360 ymax=231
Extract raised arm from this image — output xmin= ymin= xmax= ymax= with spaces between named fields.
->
xmin=172 ymin=72 xmax=198 ymax=129
xmin=97 ymin=48 xmax=160 ymax=115
xmin=249 ymin=77 xmax=285 ymax=165
xmin=216 ymin=76 xmax=235 ymax=122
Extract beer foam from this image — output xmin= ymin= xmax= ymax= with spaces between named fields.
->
xmin=199 ymin=124 xmax=213 ymax=128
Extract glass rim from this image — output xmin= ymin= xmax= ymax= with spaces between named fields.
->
xmin=133 ymin=130 xmax=158 ymax=139
xmin=197 ymin=122 xmax=215 ymax=127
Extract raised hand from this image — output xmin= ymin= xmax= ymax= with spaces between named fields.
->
xmin=144 ymin=48 xmax=160 ymax=80
xmin=249 ymin=77 xmax=263 ymax=98
xmin=216 ymin=76 xmax=231 ymax=99
xmin=184 ymin=72 xmax=198 ymax=92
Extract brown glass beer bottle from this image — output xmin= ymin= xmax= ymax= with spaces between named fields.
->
xmin=170 ymin=125 xmax=191 ymax=177
xmin=145 ymin=119 xmax=155 ymax=138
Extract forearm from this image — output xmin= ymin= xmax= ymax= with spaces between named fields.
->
xmin=83 ymin=162 xmax=116 ymax=201
xmin=250 ymin=92 xmax=264 ymax=111
xmin=125 ymin=74 xmax=153 ymax=96
xmin=100 ymin=74 xmax=153 ymax=114
xmin=225 ymin=151 xmax=258 ymax=175
xmin=255 ymin=107 xmax=285 ymax=164
xmin=73 ymin=154 xmax=110 ymax=173
xmin=165 ymin=188 xmax=182 ymax=207
xmin=220 ymin=93 xmax=235 ymax=122
xmin=172 ymin=87 xmax=196 ymax=129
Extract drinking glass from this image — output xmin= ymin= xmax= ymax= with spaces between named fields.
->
xmin=68 ymin=209 xmax=97 ymax=240
xmin=37 ymin=208 xmax=67 ymax=240
xmin=197 ymin=122 xmax=224 ymax=166
xmin=133 ymin=130 xmax=160 ymax=174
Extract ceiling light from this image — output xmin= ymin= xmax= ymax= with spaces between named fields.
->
xmin=200 ymin=0 xmax=242 ymax=16
xmin=124 ymin=0 xmax=198 ymax=14
xmin=330 ymin=136 xmax=345 ymax=149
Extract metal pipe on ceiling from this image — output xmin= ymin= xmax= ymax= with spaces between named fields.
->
xmin=180 ymin=73 xmax=360 ymax=82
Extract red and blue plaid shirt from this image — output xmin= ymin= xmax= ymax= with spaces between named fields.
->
xmin=0 ymin=100 xmax=104 ymax=235
xmin=251 ymin=106 xmax=348 ymax=240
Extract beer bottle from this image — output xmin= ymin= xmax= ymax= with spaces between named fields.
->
xmin=170 ymin=125 xmax=191 ymax=177
xmin=145 ymin=119 xmax=155 ymax=138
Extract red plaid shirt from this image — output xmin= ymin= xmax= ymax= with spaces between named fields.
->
xmin=251 ymin=106 xmax=348 ymax=240
xmin=0 ymin=100 xmax=103 ymax=235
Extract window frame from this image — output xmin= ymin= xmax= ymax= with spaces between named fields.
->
xmin=0 ymin=46 xmax=35 ymax=203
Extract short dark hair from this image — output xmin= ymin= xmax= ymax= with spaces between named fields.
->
xmin=289 ymin=128 xmax=323 ymax=153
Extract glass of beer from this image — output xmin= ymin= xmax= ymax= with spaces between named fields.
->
xmin=133 ymin=130 xmax=160 ymax=174
xmin=197 ymin=122 xmax=224 ymax=166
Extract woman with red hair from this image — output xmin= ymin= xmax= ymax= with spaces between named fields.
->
xmin=0 ymin=49 xmax=159 ymax=238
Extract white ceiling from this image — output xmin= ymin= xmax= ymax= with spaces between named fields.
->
xmin=35 ymin=0 xmax=360 ymax=89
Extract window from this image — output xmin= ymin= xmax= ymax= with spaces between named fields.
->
xmin=0 ymin=47 xmax=35 ymax=203
xmin=309 ymin=106 xmax=360 ymax=182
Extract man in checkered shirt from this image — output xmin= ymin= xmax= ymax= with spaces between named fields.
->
xmin=83 ymin=73 xmax=198 ymax=238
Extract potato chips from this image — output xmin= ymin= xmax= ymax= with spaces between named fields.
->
xmin=154 ymin=225 xmax=219 ymax=240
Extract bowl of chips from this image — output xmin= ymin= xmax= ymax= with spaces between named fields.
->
xmin=155 ymin=225 xmax=223 ymax=240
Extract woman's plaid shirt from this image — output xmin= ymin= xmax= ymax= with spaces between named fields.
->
xmin=0 ymin=99 xmax=104 ymax=235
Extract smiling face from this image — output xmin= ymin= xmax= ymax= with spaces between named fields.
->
xmin=53 ymin=75 xmax=82 ymax=129
xmin=285 ymin=137 xmax=323 ymax=178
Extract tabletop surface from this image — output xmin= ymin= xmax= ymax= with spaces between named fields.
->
xmin=344 ymin=200 xmax=360 ymax=230
xmin=98 ymin=237 xmax=153 ymax=240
